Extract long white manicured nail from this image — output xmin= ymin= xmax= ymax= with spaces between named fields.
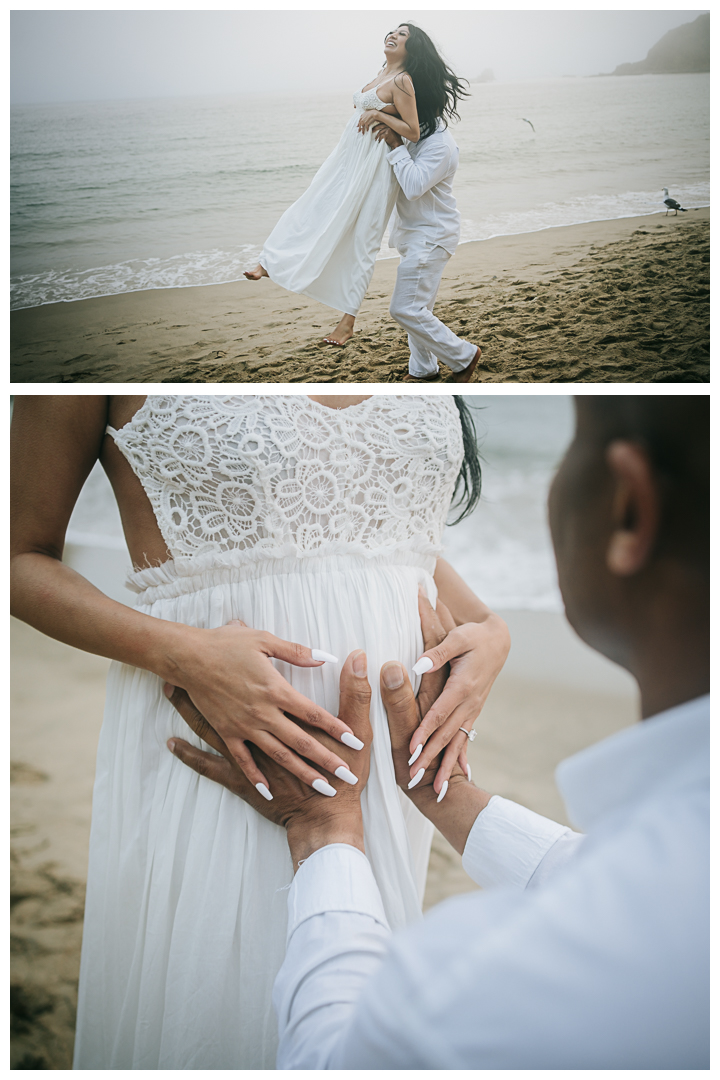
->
xmin=466 ymin=763 xmax=472 ymax=783
xmin=412 ymin=657 xmax=433 ymax=676
xmin=407 ymin=767 xmax=425 ymax=790
xmin=437 ymin=780 xmax=448 ymax=804
xmin=312 ymin=778 xmax=337 ymax=797
xmin=341 ymin=731 xmax=365 ymax=751
xmin=312 ymin=649 xmax=338 ymax=663
xmin=408 ymin=743 xmax=423 ymax=766
xmin=335 ymin=766 xmax=358 ymax=785
xmin=255 ymin=782 xmax=273 ymax=802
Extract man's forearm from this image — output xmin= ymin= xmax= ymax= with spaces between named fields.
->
xmin=287 ymin=813 xmax=365 ymax=873
xmin=407 ymin=777 xmax=492 ymax=854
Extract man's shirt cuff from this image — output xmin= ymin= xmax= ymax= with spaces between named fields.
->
xmin=387 ymin=145 xmax=411 ymax=164
xmin=287 ymin=844 xmax=389 ymax=940
xmin=462 ymin=795 xmax=574 ymax=890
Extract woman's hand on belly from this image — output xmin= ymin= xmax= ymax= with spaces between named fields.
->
xmin=161 ymin=620 xmax=365 ymax=798
xmin=166 ymin=652 xmax=372 ymax=870
xmin=407 ymin=594 xmax=511 ymax=796
xmin=357 ymin=109 xmax=382 ymax=134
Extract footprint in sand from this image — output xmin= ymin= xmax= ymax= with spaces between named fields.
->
xmin=11 ymin=762 xmax=50 ymax=784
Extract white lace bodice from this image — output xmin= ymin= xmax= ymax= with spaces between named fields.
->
xmin=353 ymin=86 xmax=392 ymax=113
xmin=108 ymin=396 xmax=463 ymax=570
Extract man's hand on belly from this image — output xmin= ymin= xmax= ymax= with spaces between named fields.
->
xmin=166 ymin=651 xmax=372 ymax=871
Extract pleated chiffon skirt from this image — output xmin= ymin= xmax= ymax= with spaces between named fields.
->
xmin=260 ymin=116 xmax=399 ymax=316
xmin=73 ymin=551 xmax=435 ymax=1068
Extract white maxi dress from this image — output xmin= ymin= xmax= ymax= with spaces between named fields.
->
xmin=73 ymin=394 xmax=464 ymax=1069
xmin=260 ymin=87 xmax=400 ymax=316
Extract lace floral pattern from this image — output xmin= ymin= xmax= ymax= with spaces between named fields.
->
xmin=109 ymin=396 xmax=463 ymax=564
xmin=352 ymin=88 xmax=391 ymax=113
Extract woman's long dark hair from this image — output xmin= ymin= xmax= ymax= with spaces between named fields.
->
xmin=449 ymin=397 xmax=482 ymax=524
xmin=386 ymin=22 xmax=470 ymax=140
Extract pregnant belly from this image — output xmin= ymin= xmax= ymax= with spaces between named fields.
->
xmin=134 ymin=553 xmax=436 ymax=718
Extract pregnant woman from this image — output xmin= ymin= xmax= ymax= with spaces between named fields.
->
xmin=244 ymin=23 xmax=468 ymax=347
xmin=10 ymin=394 xmax=509 ymax=1068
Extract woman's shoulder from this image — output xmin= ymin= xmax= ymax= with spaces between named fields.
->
xmin=393 ymin=71 xmax=415 ymax=95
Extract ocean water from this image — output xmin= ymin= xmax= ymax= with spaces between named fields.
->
xmin=442 ymin=396 xmax=573 ymax=612
xmin=67 ymin=395 xmax=573 ymax=612
xmin=11 ymin=73 xmax=708 ymax=310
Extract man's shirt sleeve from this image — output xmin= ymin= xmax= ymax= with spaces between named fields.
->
xmin=273 ymin=802 xmax=582 ymax=1069
xmin=386 ymin=142 xmax=454 ymax=200
xmin=272 ymin=706 xmax=709 ymax=1069
xmin=462 ymin=794 xmax=583 ymax=890
xmin=273 ymin=844 xmax=391 ymax=1069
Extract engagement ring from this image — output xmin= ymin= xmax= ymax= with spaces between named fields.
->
xmin=459 ymin=727 xmax=477 ymax=742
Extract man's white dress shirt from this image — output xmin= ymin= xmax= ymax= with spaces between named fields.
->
xmin=273 ymin=695 xmax=709 ymax=1069
xmin=386 ymin=126 xmax=461 ymax=256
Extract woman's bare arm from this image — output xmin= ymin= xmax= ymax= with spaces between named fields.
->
xmin=10 ymin=397 xmax=365 ymax=795
xmin=357 ymin=73 xmax=420 ymax=142
xmin=10 ymin=396 xmax=209 ymax=674
xmin=404 ymin=558 xmax=510 ymax=796
xmin=13 ymin=396 xmax=165 ymax=661
xmin=434 ymin=557 xmax=495 ymax=626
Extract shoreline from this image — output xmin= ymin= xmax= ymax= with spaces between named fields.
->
xmin=11 ymin=208 xmax=709 ymax=383
xmin=10 ymin=205 xmax=710 ymax=315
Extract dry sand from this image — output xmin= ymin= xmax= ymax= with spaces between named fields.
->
xmin=11 ymin=209 xmax=708 ymax=384
xmin=11 ymin=619 xmax=109 ymax=1071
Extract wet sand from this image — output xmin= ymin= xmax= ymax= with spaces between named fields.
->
xmin=10 ymin=209 xmax=708 ymax=384
xmin=11 ymin=613 xmax=638 ymax=1067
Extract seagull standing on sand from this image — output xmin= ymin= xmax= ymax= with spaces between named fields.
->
xmin=662 ymin=188 xmax=688 ymax=216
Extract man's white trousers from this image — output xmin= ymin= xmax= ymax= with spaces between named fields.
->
xmin=389 ymin=242 xmax=476 ymax=377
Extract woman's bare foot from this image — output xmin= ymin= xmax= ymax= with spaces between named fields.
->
xmin=323 ymin=314 xmax=355 ymax=347
xmin=243 ymin=264 xmax=268 ymax=281
xmin=453 ymin=347 xmax=482 ymax=383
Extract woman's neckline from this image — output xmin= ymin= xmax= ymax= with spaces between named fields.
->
xmin=360 ymin=70 xmax=404 ymax=96
xmin=109 ymin=394 xmax=382 ymax=436
xmin=306 ymin=395 xmax=373 ymax=413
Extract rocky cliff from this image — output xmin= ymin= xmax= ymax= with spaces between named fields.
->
xmin=612 ymin=12 xmax=709 ymax=75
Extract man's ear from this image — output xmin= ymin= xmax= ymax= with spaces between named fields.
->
xmin=605 ymin=440 xmax=660 ymax=576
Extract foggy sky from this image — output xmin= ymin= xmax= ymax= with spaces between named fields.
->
xmin=11 ymin=9 xmax=708 ymax=105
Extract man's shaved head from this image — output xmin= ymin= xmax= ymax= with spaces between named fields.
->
xmin=548 ymin=396 xmax=709 ymax=717
xmin=579 ymin=396 xmax=709 ymax=570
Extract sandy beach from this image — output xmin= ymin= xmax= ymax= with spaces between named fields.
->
xmin=11 ymin=609 xmax=638 ymax=1068
xmin=10 ymin=209 xmax=708 ymax=384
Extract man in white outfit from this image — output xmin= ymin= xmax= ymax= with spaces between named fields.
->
xmin=170 ymin=396 xmax=709 ymax=1068
xmin=375 ymin=121 xmax=482 ymax=382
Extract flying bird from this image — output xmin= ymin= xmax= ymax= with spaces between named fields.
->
xmin=662 ymin=188 xmax=688 ymax=216
xmin=519 ymin=118 xmax=536 ymax=133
